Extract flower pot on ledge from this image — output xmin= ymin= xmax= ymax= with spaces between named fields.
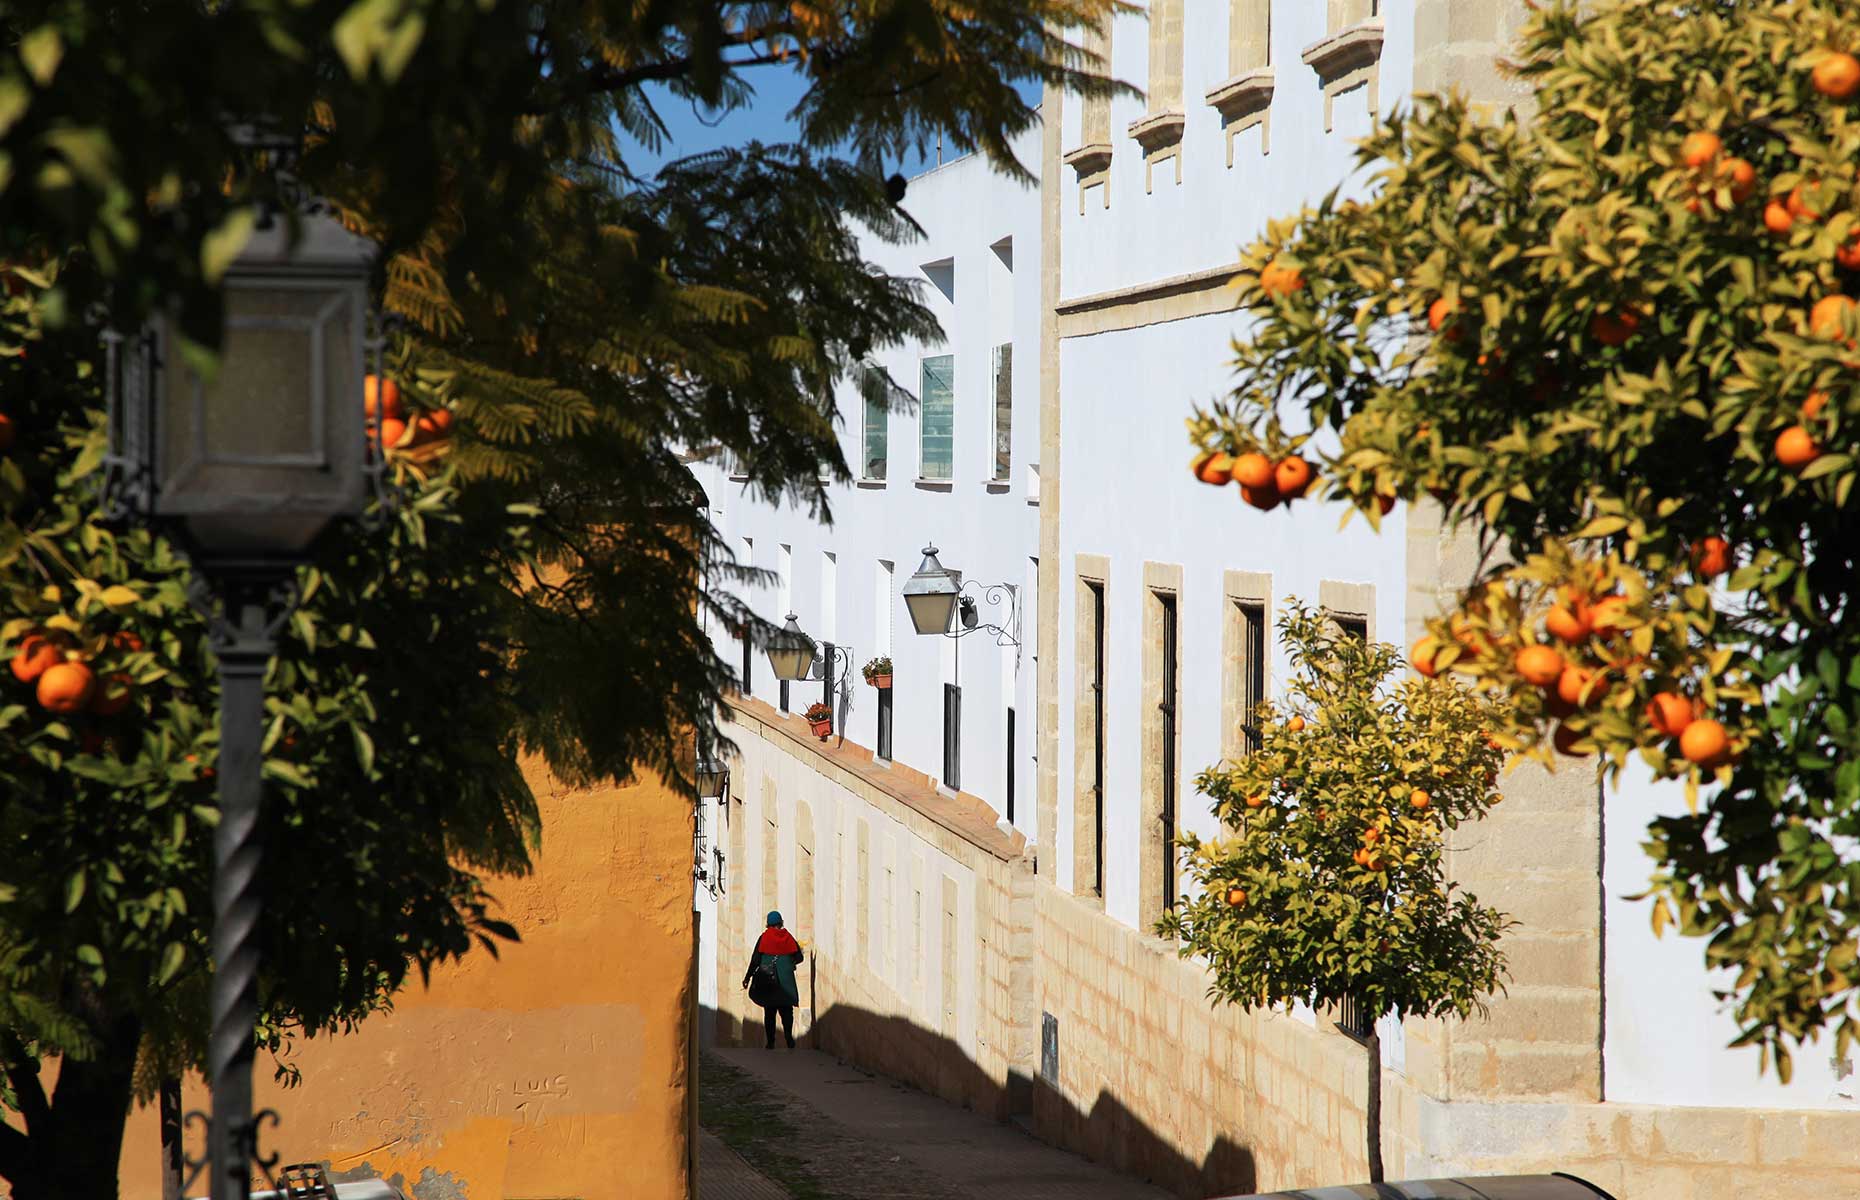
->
xmin=868 ymin=673 xmax=892 ymax=689
xmin=807 ymin=717 xmax=832 ymax=740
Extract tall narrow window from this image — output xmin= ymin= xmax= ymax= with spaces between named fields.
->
xmin=877 ymin=687 xmax=894 ymax=761
xmin=920 ymin=354 xmax=955 ymax=481
xmin=1158 ymin=594 xmax=1179 ymax=911
xmin=861 ymin=366 xmax=889 ymax=480
xmin=1005 ymin=706 xmax=1017 ymax=825
xmin=1238 ymin=601 xmax=1266 ymax=752
xmin=943 ymin=683 xmax=963 ymax=790
xmin=1088 ymin=581 xmax=1106 ymax=897
xmin=780 ymin=678 xmax=790 ymax=713
xmin=992 ymin=343 xmax=1012 ymax=481
xmin=741 ymin=625 xmax=753 ymax=697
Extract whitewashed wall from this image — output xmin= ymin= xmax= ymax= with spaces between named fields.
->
xmin=691 ymin=125 xmax=1044 ymax=836
xmin=1604 ymin=763 xmax=1860 ymax=1110
xmin=1051 ymin=0 xmax=1415 ymax=928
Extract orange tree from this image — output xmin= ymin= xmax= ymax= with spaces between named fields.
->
xmin=1189 ymin=0 xmax=1860 ymax=1080
xmin=1159 ymin=604 xmax=1507 ymax=1184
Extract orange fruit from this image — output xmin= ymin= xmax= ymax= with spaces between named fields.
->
xmin=1813 ymin=51 xmax=1860 ymax=100
xmin=378 ymin=417 xmax=409 ymax=451
xmin=1194 ymin=451 xmax=1235 ymax=486
xmin=1412 ymin=639 xmax=1439 ymax=678
xmin=89 ymin=673 xmax=134 ymax=716
xmin=414 ymin=409 xmax=454 ymax=441
xmin=1679 ymin=718 xmax=1730 ymax=767
xmin=1679 ymin=131 xmax=1722 ymax=168
xmin=1353 ymin=848 xmax=1372 ymax=867
xmin=37 ymin=662 xmax=95 ymax=715
xmin=1226 ymin=887 xmax=1248 ymax=907
xmin=1273 ymin=456 xmax=1313 ymax=499
xmin=1409 ymin=789 xmax=1432 ymax=811
xmin=1803 ymin=391 xmax=1830 ymax=418
xmin=1811 ymin=295 xmax=1856 ymax=339
xmin=1286 ymin=715 xmax=1306 ymax=733
xmin=1232 ymin=451 xmax=1275 ymax=490
xmin=0 ymin=411 xmax=14 ymax=453
xmin=110 ymin=631 xmax=144 ymax=653
xmin=1645 ymin=691 xmax=1698 ymax=738
xmin=1775 ymin=425 xmax=1823 ymax=470
xmin=1788 ymin=184 xmax=1823 ymax=222
xmin=1241 ymin=480 xmax=1282 ymax=511
xmin=1545 ymin=605 xmax=1592 ymax=644
xmin=1363 ymin=825 xmax=1381 ymax=845
xmin=1556 ymin=664 xmax=1600 ymax=709
xmin=363 ymin=375 xmax=403 ymax=422
xmin=1588 ymin=595 xmax=1630 ymax=634
xmin=1259 ymin=260 xmax=1305 ymax=297
xmin=1552 ymin=722 xmax=1590 ymax=757
xmin=1428 ymin=297 xmax=1461 ymax=341
xmin=1763 ymin=200 xmax=1795 ymax=235
xmin=10 ymin=635 xmax=64 ymax=684
xmin=1838 ymin=233 xmax=1860 ymax=272
xmin=1515 ymin=644 xmax=1565 ymax=688
xmin=1717 ymin=157 xmax=1757 ymax=204
xmin=1590 ymin=310 xmax=1640 ymax=346
xmin=1244 ymin=792 xmax=1266 ymax=809
xmin=1691 ymin=536 xmax=1732 ymax=579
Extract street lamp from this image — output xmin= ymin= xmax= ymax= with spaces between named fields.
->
xmin=901 ymin=544 xmax=1021 ymax=649
xmin=901 ymin=545 xmax=961 ymax=635
xmin=696 ymin=756 xmax=731 ymax=803
xmin=103 ymin=201 xmax=378 ymax=1200
xmin=766 ymin=613 xmax=817 ymax=682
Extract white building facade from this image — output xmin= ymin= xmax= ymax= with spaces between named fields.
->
xmin=694 ymin=2 xmax=1860 ymax=1196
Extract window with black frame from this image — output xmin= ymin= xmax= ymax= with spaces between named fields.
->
xmin=943 ymin=682 xmax=962 ymax=789
xmin=1237 ymin=601 xmax=1266 ymax=754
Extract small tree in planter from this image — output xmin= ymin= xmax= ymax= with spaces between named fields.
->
xmin=1158 ymin=603 xmax=1511 ymax=1182
xmin=863 ymin=656 xmax=893 ymax=688
xmin=804 ymin=701 xmax=834 ymax=740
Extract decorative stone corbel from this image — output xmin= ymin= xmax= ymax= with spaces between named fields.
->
xmin=1205 ymin=67 xmax=1275 ymax=164
xmin=1127 ymin=110 xmax=1187 ymax=193
xmin=1063 ymin=143 xmax=1113 ymax=215
xmin=1302 ymin=20 xmax=1384 ymax=132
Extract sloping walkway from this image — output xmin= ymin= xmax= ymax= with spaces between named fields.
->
xmin=698 ymin=1047 xmax=1175 ymax=1200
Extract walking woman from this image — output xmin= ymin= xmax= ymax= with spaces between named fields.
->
xmin=742 ymin=910 xmax=805 ymax=1049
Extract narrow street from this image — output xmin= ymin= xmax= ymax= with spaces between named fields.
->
xmin=698 ymin=1048 xmax=1177 ymax=1200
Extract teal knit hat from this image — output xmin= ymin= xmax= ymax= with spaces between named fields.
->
xmin=766 ymin=910 xmax=783 ymax=927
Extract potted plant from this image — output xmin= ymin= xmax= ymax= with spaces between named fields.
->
xmin=804 ymin=701 xmax=833 ymax=740
xmin=862 ymin=655 xmax=893 ymax=689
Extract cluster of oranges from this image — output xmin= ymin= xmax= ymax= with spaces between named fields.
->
xmin=8 ymin=630 xmax=137 ymax=719
xmin=1191 ymin=447 xmax=1318 ymax=511
xmin=365 ymin=375 xmax=453 ymax=459
xmin=1413 ymin=560 xmax=1739 ymax=771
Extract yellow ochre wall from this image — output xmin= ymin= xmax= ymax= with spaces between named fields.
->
xmin=118 ymin=758 xmax=698 ymax=1200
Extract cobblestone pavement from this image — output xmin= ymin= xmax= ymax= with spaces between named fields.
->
xmin=698 ymin=1047 xmax=1175 ymax=1200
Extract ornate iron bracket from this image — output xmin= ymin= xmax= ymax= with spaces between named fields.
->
xmin=180 ymin=1108 xmax=283 ymax=1196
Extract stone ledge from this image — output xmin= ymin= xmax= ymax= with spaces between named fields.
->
xmin=724 ymin=694 xmax=1025 ymax=864
xmin=1300 ymin=20 xmax=1385 ymax=81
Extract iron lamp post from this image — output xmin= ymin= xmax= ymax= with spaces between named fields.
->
xmin=105 ymin=202 xmax=379 ymax=1200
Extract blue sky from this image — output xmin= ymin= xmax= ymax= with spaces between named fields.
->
xmin=626 ymin=66 xmax=1041 ymax=179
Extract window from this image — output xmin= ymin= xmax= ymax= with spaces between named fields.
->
xmin=920 ymin=354 xmax=955 ymax=481
xmin=943 ymin=683 xmax=962 ymax=790
xmin=992 ymin=343 xmax=1012 ymax=481
xmin=741 ymin=624 xmax=753 ymax=697
xmin=1238 ymin=601 xmax=1266 ymax=752
xmin=780 ymin=678 xmax=790 ymax=713
xmin=877 ymin=686 xmax=894 ymax=761
xmin=1158 ymin=593 xmax=1178 ymax=911
xmin=861 ymin=366 xmax=889 ymax=480
xmin=1087 ymin=581 xmax=1106 ymax=897
xmin=1005 ymin=706 xmax=1017 ymax=825
xmin=1337 ymin=993 xmax=1374 ymax=1043
xmin=1336 ymin=614 xmax=1368 ymax=642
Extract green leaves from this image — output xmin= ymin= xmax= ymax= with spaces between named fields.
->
xmin=1190 ymin=0 xmax=1860 ymax=1074
xmin=1165 ymin=604 xmax=1510 ymax=1028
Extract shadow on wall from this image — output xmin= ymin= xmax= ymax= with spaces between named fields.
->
xmin=702 ymin=993 xmax=1257 ymax=1200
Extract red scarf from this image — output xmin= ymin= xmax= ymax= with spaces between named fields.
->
xmin=756 ymin=927 xmax=800 ymax=956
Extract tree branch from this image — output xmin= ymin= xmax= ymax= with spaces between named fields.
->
xmin=0 ymin=1031 xmax=49 ymax=1136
